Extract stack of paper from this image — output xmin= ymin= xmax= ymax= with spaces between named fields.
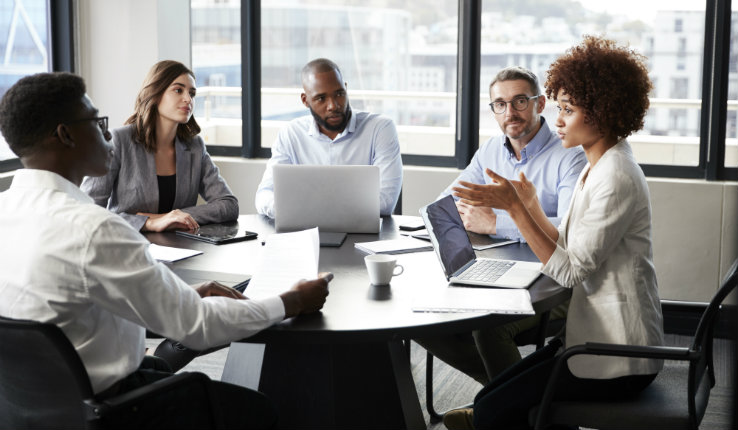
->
xmin=245 ymin=228 xmax=320 ymax=300
xmin=412 ymin=287 xmax=535 ymax=314
xmin=354 ymin=237 xmax=433 ymax=255
xmin=148 ymin=244 xmax=203 ymax=262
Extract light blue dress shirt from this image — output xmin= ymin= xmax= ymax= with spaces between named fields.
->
xmin=439 ymin=118 xmax=586 ymax=242
xmin=255 ymin=110 xmax=403 ymax=217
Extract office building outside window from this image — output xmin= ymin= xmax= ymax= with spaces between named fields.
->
xmin=191 ymin=0 xmax=458 ymax=156
xmin=479 ymin=1 xmax=705 ymax=167
xmin=0 ymin=0 xmax=49 ymax=162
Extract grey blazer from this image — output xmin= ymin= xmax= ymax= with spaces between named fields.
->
xmin=81 ymin=124 xmax=239 ymax=231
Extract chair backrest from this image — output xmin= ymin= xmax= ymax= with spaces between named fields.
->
xmin=687 ymin=258 xmax=738 ymax=426
xmin=0 ymin=316 xmax=95 ymax=429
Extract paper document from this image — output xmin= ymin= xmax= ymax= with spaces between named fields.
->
xmin=354 ymin=238 xmax=433 ymax=254
xmin=412 ymin=287 xmax=535 ymax=314
xmin=245 ymin=228 xmax=320 ymax=300
xmin=148 ymin=244 xmax=203 ymax=262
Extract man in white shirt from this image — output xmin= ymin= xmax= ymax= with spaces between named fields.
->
xmin=0 ymin=72 xmax=331 ymax=428
xmin=255 ymin=58 xmax=403 ymax=217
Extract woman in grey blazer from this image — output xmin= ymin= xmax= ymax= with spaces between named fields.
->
xmin=81 ymin=60 xmax=238 ymax=232
xmin=449 ymin=36 xmax=664 ymax=430
xmin=81 ymin=60 xmax=239 ymax=372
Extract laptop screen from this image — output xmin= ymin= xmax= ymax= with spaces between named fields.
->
xmin=421 ymin=195 xmax=477 ymax=279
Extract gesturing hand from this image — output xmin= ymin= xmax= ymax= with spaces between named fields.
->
xmin=453 ymin=168 xmax=522 ymax=211
xmin=510 ymin=171 xmax=538 ymax=210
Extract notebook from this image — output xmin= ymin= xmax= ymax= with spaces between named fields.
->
xmin=273 ymin=164 xmax=380 ymax=233
xmin=419 ymin=195 xmax=542 ymax=288
xmin=176 ymin=221 xmax=258 ymax=245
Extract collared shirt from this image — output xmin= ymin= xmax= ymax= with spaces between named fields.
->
xmin=0 ymin=170 xmax=285 ymax=394
xmin=439 ymin=118 xmax=586 ymax=242
xmin=543 ymin=141 xmax=664 ymax=379
xmin=255 ymin=111 xmax=403 ymax=217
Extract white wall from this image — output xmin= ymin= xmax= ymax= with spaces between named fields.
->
xmin=76 ymin=0 xmax=190 ymax=129
xmin=71 ymin=0 xmax=737 ymax=303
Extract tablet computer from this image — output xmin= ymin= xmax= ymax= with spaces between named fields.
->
xmin=176 ymin=221 xmax=258 ymax=245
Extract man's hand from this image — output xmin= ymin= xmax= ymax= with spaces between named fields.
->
xmin=141 ymin=209 xmax=199 ymax=232
xmin=280 ymin=272 xmax=333 ymax=318
xmin=456 ymin=200 xmax=497 ymax=235
xmin=194 ymin=281 xmax=246 ymax=299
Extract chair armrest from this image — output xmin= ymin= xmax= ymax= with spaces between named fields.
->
xmin=84 ymin=372 xmax=216 ymax=421
xmin=533 ymin=343 xmax=697 ymax=430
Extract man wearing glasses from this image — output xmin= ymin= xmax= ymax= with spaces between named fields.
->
xmin=0 ymin=72 xmax=331 ymax=428
xmin=417 ymin=66 xmax=585 ymax=430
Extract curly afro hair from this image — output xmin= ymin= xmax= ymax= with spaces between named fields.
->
xmin=545 ymin=35 xmax=652 ymax=141
xmin=0 ymin=72 xmax=86 ymax=157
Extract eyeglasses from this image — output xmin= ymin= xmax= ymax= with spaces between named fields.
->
xmin=489 ymin=95 xmax=540 ymax=114
xmin=55 ymin=116 xmax=109 ymax=137
xmin=67 ymin=116 xmax=109 ymax=135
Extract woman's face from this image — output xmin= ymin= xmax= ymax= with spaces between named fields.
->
xmin=157 ymin=73 xmax=196 ymax=125
xmin=554 ymin=88 xmax=600 ymax=150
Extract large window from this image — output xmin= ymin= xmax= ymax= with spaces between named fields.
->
xmin=0 ymin=0 xmax=50 ymax=163
xmin=192 ymin=0 xmax=736 ymax=180
xmin=479 ymin=1 xmax=705 ymax=168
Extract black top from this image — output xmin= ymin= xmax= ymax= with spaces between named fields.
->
xmin=157 ymin=174 xmax=176 ymax=213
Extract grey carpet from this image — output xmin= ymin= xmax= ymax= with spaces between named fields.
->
xmin=147 ymin=335 xmax=734 ymax=429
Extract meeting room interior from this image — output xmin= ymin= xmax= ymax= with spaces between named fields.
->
xmin=0 ymin=0 xmax=736 ymax=429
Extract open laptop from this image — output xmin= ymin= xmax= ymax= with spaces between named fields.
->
xmin=273 ymin=164 xmax=380 ymax=233
xmin=419 ymin=195 xmax=542 ymax=288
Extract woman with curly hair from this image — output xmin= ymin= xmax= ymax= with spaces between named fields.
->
xmin=81 ymin=60 xmax=238 ymax=233
xmin=447 ymin=35 xmax=664 ymax=429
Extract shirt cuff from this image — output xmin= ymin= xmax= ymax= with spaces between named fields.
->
xmin=255 ymin=295 xmax=286 ymax=322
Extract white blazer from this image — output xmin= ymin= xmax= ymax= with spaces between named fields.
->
xmin=543 ymin=140 xmax=664 ymax=379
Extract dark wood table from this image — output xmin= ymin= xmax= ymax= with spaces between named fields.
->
xmin=147 ymin=215 xmax=570 ymax=429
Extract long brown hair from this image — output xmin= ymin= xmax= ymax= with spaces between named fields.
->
xmin=125 ymin=60 xmax=201 ymax=152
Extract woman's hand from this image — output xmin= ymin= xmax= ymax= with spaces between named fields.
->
xmin=453 ymin=169 xmax=523 ymax=212
xmin=141 ymin=209 xmax=199 ymax=232
xmin=510 ymin=171 xmax=538 ymax=210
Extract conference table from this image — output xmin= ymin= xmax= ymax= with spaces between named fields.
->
xmin=146 ymin=214 xmax=570 ymax=429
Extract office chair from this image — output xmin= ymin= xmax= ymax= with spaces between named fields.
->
xmin=0 ymin=316 xmax=225 ymax=429
xmin=530 ymin=257 xmax=738 ymax=430
xmin=426 ymin=310 xmax=566 ymax=422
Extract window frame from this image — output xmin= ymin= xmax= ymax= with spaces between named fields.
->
xmin=0 ymin=0 xmax=75 ymax=173
xmin=206 ymin=0 xmax=737 ymax=181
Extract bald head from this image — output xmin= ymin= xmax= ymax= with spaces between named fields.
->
xmin=301 ymin=58 xmax=343 ymax=88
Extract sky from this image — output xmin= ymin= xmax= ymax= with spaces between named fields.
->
xmin=579 ymin=0 xmax=707 ymax=22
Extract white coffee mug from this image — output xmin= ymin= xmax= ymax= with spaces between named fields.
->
xmin=364 ymin=254 xmax=404 ymax=285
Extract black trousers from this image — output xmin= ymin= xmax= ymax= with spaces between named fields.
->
xmin=473 ymin=340 xmax=657 ymax=429
xmin=100 ymin=356 xmax=277 ymax=429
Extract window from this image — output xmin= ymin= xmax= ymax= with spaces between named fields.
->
xmin=0 ymin=0 xmax=49 ymax=162
xmin=0 ymin=0 xmax=73 ymax=172
xmin=193 ymin=0 xmax=735 ymax=180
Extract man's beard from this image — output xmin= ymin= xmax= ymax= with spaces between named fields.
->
xmin=310 ymin=104 xmax=352 ymax=132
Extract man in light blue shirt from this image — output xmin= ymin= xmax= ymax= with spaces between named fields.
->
xmin=419 ymin=67 xmax=585 ymax=429
xmin=255 ymin=58 xmax=403 ymax=217
xmin=439 ymin=72 xmax=585 ymax=242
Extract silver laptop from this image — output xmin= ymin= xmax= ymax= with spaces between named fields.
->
xmin=419 ymin=195 xmax=541 ymax=288
xmin=273 ymin=164 xmax=380 ymax=233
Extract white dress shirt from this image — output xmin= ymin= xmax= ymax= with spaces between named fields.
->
xmin=543 ymin=141 xmax=664 ymax=379
xmin=255 ymin=111 xmax=403 ymax=217
xmin=0 ymin=169 xmax=285 ymax=394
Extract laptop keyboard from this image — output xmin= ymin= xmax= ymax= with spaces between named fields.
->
xmin=457 ymin=259 xmax=515 ymax=282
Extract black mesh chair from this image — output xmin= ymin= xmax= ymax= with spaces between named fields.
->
xmin=0 ymin=316 xmax=225 ymax=429
xmin=426 ymin=310 xmax=566 ymax=422
xmin=529 ymin=258 xmax=738 ymax=430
